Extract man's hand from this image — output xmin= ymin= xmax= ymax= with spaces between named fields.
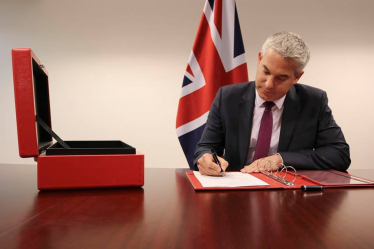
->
xmin=197 ymin=153 xmax=229 ymax=176
xmin=240 ymin=154 xmax=283 ymax=173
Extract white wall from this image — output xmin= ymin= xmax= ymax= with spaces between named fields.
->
xmin=1 ymin=0 xmax=373 ymax=169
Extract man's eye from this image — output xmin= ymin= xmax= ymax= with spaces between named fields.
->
xmin=264 ymin=71 xmax=270 ymax=75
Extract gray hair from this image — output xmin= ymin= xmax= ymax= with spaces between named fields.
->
xmin=261 ymin=31 xmax=310 ymax=75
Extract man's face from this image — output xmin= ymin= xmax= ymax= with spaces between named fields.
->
xmin=255 ymin=48 xmax=304 ymax=101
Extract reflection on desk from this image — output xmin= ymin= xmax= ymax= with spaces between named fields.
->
xmin=0 ymin=164 xmax=373 ymax=249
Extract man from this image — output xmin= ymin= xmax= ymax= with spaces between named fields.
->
xmin=194 ymin=31 xmax=350 ymax=176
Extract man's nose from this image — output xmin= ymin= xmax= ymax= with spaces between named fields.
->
xmin=265 ymin=77 xmax=274 ymax=89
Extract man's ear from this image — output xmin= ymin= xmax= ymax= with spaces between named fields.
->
xmin=293 ymin=71 xmax=304 ymax=84
xmin=257 ymin=52 xmax=262 ymax=66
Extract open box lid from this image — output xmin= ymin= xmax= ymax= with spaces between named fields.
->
xmin=12 ymin=48 xmax=53 ymax=158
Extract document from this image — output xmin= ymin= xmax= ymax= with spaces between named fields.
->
xmin=193 ymin=171 xmax=269 ymax=187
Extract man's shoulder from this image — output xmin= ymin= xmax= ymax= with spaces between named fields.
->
xmin=221 ymin=81 xmax=254 ymax=91
xmin=291 ymin=83 xmax=328 ymax=107
xmin=294 ymin=83 xmax=326 ymax=96
xmin=219 ymin=81 xmax=254 ymax=101
xmin=220 ymin=81 xmax=254 ymax=96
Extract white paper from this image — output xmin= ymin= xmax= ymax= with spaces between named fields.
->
xmin=193 ymin=171 xmax=269 ymax=188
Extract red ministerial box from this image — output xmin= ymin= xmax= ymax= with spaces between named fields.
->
xmin=12 ymin=48 xmax=144 ymax=190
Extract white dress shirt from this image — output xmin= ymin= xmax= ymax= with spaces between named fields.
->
xmin=245 ymin=90 xmax=286 ymax=165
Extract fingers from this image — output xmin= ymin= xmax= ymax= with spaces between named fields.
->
xmin=241 ymin=157 xmax=282 ymax=173
xmin=240 ymin=159 xmax=261 ymax=173
xmin=197 ymin=163 xmax=209 ymax=175
xmin=240 ymin=163 xmax=259 ymax=173
xmin=198 ymin=163 xmax=222 ymax=176
xmin=218 ymin=157 xmax=229 ymax=171
xmin=197 ymin=153 xmax=226 ymax=176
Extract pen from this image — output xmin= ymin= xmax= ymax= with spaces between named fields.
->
xmin=211 ymin=149 xmax=224 ymax=176
xmin=301 ymin=185 xmax=323 ymax=191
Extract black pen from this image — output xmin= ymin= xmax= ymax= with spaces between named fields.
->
xmin=211 ymin=149 xmax=224 ymax=176
xmin=301 ymin=185 xmax=323 ymax=191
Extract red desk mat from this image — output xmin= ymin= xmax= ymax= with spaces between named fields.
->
xmin=186 ymin=170 xmax=374 ymax=191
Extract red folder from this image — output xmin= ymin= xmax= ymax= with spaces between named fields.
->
xmin=186 ymin=170 xmax=374 ymax=191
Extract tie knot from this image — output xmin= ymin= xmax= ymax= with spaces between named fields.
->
xmin=263 ymin=101 xmax=275 ymax=110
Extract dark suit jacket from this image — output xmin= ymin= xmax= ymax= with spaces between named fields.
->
xmin=194 ymin=81 xmax=351 ymax=171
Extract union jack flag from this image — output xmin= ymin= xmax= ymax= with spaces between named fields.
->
xmin=176 ymin=0 xmax=249 ymax=168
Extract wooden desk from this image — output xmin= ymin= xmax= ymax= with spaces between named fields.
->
xmin=0 ymin=164 xmax=373 ymax=249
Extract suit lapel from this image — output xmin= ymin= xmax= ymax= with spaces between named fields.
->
xmin=238 ymin=83 xmax=256 ymax=166
xmin=278 ymin=85 xmax=301 ymax=152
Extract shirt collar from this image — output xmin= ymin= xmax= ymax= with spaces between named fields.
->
xmin=255 ymin=89 xmax=286 ymax=110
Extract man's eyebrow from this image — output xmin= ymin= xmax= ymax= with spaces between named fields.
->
xmin=278 ymin=74 xmax=289 ymax=78
xmin=263 ymin=65 xmax=289 ymax=78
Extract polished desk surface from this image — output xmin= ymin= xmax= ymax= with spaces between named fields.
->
xmin=0 ymin=164 xmax=373 ymax=249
